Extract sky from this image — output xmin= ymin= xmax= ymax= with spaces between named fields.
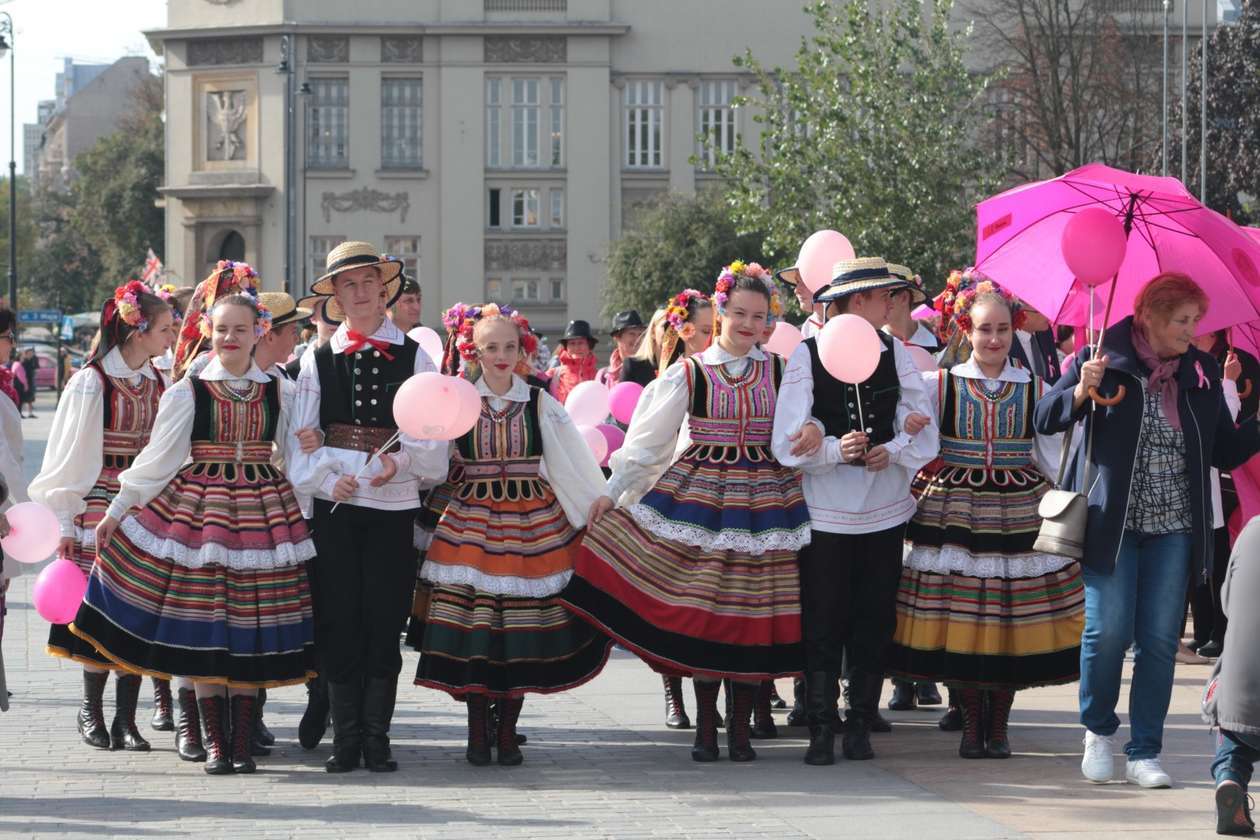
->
xmin=2 ymin=0 xmax=166 ymax=173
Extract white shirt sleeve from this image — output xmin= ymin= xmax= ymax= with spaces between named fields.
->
xmin=536 ymin=391 xmax=609 ymax=528
xmin=106 ymin=382 xmax=196 ymax=520
xmin=885 ymin=340 xmax=939 ymax=470
xmin=605 ymin=360 xmax=690 ymax=506
xmin=771 ymin=343 xmax=843 ymax=473
xmin=287 ymin=347 xmax=332 ymax=497
xmin=28 ymin=368 xmax=105 ymax=536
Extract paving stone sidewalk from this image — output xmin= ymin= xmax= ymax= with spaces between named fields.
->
xmin=0 ymin=392 xmax=1229 ymax=839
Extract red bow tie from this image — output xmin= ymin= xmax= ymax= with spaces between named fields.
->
xmin=342 ymin=330 xmax=396 ymax=361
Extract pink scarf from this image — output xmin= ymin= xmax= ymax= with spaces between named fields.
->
xmin=1131 ymin=324 xmax=1183 ymax=431
xmin=552 ymin=347 xmax=597 ymax=403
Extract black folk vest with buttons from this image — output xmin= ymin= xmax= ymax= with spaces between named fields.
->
xmin=313 ymin=335 xmax=419 ymax=431
xmin=804 ymin=331 xmax=900 ymax=446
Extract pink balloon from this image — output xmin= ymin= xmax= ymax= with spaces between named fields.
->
xmin=817 ymin=314 xmax=883 ymax=383
xmin=798 ymin=230 xmax=856 ymax=293
xmin=596 ymin=423 xmax=625 ymax=467
xmin=32 ymin=557 xmax=88 ymax=625
xmin=565 ymin=381 xmax=610 ymax=427
xmin=1061 ymin=207 xmax=1128 ymax=286
xmin=2 ymin=501 xmax=61 ymax=564
xmin=407 ymin=326 xmax=445 ymax=367
xmin=578 ymin=424 xmax=608 ymax=464
xmin=764 ymin=321 xmax=804 ymax=358
xmin=608 ymin=381 xmax=644 ymax=425
xmin=905 ymin=344 xmax=938 ymax=372
xmin=393 ymin=372 xmax=482 ymax=441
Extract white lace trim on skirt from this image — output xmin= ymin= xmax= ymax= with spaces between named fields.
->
xmin=419 ymin=560 xmax=571 ymax=599
xmin=904 ymin=544 xmax=1077 ymax=580
xmin=626 ymin=503 xmax=811 ymax=556
xmin=119 ymin=516 xmax=316 ymax=571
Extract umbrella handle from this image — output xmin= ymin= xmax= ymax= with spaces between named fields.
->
xmin=1240 ymin=379 xmax=1253 ymax=399
xmin=1089 ymin=385 xmax=1126 ymax=406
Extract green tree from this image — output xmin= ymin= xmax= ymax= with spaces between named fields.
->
xmin=604 ymin=192 xmax=770 ymax=320
xmin=69 ymin=73 xmax=164 ymax=288
xmin=708 ymin=0 xmax=1000 ymax=291
xmin=28 ymin=188 xmax=104 ymax=314
xmin=1168 ymin=0 xmax=1260 ymax=223
xmin=0 ymin=176 xmax=39 ymax=307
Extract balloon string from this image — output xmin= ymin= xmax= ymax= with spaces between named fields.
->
xmin=854 ymin=387 xmax=868 ymax=454
xmin=329 ymin=429 xmax=403 ymax=513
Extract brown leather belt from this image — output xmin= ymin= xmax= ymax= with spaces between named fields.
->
xmin=325 ymin=422 xmax=401 ymax=454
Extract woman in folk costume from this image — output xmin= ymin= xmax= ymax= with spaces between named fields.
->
xmin=0 ymin=309 xmax=30 ymax=713
xmin=886 ymin=276 xmax=1084 ymax=759
xmin=71 ymin=273 xmax=317 ymax=776
xmin=414 ymin=303 xmax=611 ymax=766
xmin=563 ymin=264 xmax=811 ymax=763
xmin=30 ymin=283 xmax=174 ymax=752
xmin=548 ymin=319 xmax=600 ymax=403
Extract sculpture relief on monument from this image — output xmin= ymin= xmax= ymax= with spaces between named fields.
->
xmin=484 ymin=36 xmax=566 ymax=64
xmin=187 ymin=37 xmax=263 ymax=66
xmin=321 ymin=188 xmax=411 ymax=223
xmin=206 ymin=91 xmax=248 ymax=161
xmin=381 ymin=36 xmax=423 ymax=64
xmin=484 ymin=239 xmax=567 ymax=272
xmin=308 ymin=36 xmax=350 ymax=63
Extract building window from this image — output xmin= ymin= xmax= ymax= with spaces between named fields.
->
xmin=488 ymin=188 xmax=502 ymax=227
xmin=486 ymin=79 xmax=502 ymax=167
xmin=512 ymin=188 xmax=541 ymax=228
xmin=310 ymin=235 xmax=346 ymax=284
xmin=625 ymin=80 xmax=663 ymax=169
xmin=486 ymin=276 xmax=504 ymax=301
xmin=487 ymin=273 xmax=565 ymax=304
xmin=512 ymin=277 xmax=542 ymax=303
xmin=308 ymin=78 xmax=349 ymax=169
xmin=487 ymin=75 xmax=564 ymax=169
xmin=381 ymin=78 xmax=423 ymax=168
xmin=698 ymin=80 xmax=738 ymax=168
xmin=384 ymin=235 xmax=420 ymax=280
xmin=549 ymin=188 xmax=564 ymax=228
xmin=549 ymin=277 xmax=564 ymax=303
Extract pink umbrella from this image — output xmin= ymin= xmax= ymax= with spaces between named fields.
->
xmin=975 ymin=163 xmax=1260 ymax=336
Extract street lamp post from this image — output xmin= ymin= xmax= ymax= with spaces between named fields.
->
xmin=1162 ymin=0 xmax=1170 ymax=176
xmin=0 ymin=13 xmax=16 ymax=311
xmin=278 ymin=35 xmax=296 ymax=295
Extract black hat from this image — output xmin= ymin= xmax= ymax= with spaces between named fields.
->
xmin=560 ymin=319 xmax=598 ymax=345
xmin=610 ymin=310 xmax=645 ymax=335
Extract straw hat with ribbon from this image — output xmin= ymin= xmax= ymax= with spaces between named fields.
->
xmin=258 ymin=292 xmax=313 ymax=329
xmin=887 ymin=263 xmax=929 ymax=306
xmin=311 ymin=241 xmax=404 ymax=303
xmin=816 ymin=257 xmax=908 ymax=303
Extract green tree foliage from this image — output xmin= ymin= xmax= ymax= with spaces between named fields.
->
xmin=1169 ymin=0 xmax=1260 ymax=223
xmin=0 ymin=176 xmax=39 ymax=307
xmin=603 ymin=192 xmax=770 ymax=321
xmin=28 ymin=188 xmax=103 ymax=314
xmin=707 ymin=0 xmax=1000 ymax=291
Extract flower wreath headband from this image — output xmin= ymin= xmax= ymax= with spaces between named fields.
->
xmin=108 ymin=280 xmax=152 ymax=333
xmin=714 ymin=260 xmax=783 ymax=327
xmin=443 ymin=302 xmax=538 ymax=366
xmin=936 ymin=269 xmax=1026 ymax=334
xmin=665 ymin=289 xmax=710 ymax=342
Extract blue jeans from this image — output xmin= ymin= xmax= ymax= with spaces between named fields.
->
xmin=1214 ymin=730 xmax=1260 ymax=787
xmin=1079 ymin=530 xmax=1192 ymax=760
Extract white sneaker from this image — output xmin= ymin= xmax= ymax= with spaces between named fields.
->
xmin=1125 ymin=757 xmax=1173 ymax=788
xmin=1081 ymin=731 xmax=1117 ymax=783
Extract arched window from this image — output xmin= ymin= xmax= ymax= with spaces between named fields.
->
xmin=218 ymin=230 xmax=245 ymax=263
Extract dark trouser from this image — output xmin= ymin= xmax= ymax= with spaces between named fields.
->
xmin=1214 ymin=729 xmax=1260 ymax=787
xmin=798 ymin=525 xmax=906 ymax=677
xmin=311 ymin=500 xmax=416 ymax=684
xmin=1191 ymin=526 xmax=1231 ymax=648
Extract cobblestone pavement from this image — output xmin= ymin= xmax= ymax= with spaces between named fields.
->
xmin=0 ymin=393 xmax=1229 ymax=839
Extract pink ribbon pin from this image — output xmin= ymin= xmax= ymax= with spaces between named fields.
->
xmin=1195 ymin=360 xmax=1208 ymax=389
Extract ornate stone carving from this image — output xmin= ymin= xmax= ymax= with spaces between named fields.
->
xmin=484 ymin=239 xmax=567 ymax=272
xmin=484 ymin=36 xmax=566 ymax=64
xmin=206 ymin=90 xmax=248 ymax=161
xmin=188 ymin=37 xmax=263 ymax=66
xmin=321 ymin=188 xmax=410 ymax=223
xmin=308 ymin=36 xmax=350 ymax=63
xmin=381 ymin=36 xmax=423 ymax=63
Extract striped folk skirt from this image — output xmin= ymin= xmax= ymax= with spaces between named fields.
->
xmin=562 ymin=449 xmax=810 ymax=681
xmin=889 ymin=464 xmax=1084 ymax=690
xmin=47 ymin=467 xmax=120 ymax=668
xmin=70 ymin=460 xmax=317 ymax=688
xmin=414 ymin=481 xmax=612 ymax=698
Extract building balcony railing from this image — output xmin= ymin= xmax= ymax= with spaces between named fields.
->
xmin=485 ymin=0 xmax=567 ymax=12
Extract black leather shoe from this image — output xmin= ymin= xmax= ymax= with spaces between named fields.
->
xmin=362 ymin=677 xmax=399 ymax=772
xmin=786 ymin=676 xmax=807 ymax=727
xmin=1216 ymin=780 xmax=1257 ymax=837
xmin=78 ymin=671 xmax=111 ymax=750
xmin=324 ymin=680 xmax=363 ymax=773
xmin=803 ymin=672 xmax=838 ymax=766
xmin=175 ymin=688 xmax=206 ymax=762
xmin=496 ymin=696 xmax=525 ymax=767
xmin=1199 ymin=641 xmax=1224 ymax=659
xmin=299 ymin=676 xmax=330 ymax=750
xmin=109 ymin=674 xmax=151 ymax=751
xmin=690 ymin=681 xmax=720 ymax=762
xmin=888 ymin=679 xmax=917 ymax=711
xmin=199 ymin=695 xmax=233 ymax=775
xmin=466 ymin=695 xmax=492 ymax=766
xmin=150 ymin=678 xmax=174 ymax=732
xmin=727 ymin=683 xmax=757 ymax=762
xmin=663 ymin=676 xmax=690 ymax=729
xmin=230 ymin=694 xmax=258 ymax=774
xmin=841 ymin=672 xmax=878 ymax=760
xmin=958 ymin=688 xmax=987 ymax=759
xmin=916 ymin=681 xmax=943 ymax=706
xmin=751 ymin=681 xmax=778 ymax=739
xmin=939 ymin=706 xmax=964 ymax=732
xmin=870 ymin=710 xmax=893 ymax=733
xmin=254 ymin=686 xmax=275 ymax=747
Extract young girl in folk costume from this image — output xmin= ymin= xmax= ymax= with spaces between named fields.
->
xmin=414 ymin=303 xmax=610 ymax=767
xmin=563 ymin=264 xmax=811 ymax=763
xmin=886 ymin=276 xmax=1084 ymax=759
xmin=71 ymin=284 xmax=317 ymax=776
xmin=30 ymin=283 xmax=174 ymax=752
